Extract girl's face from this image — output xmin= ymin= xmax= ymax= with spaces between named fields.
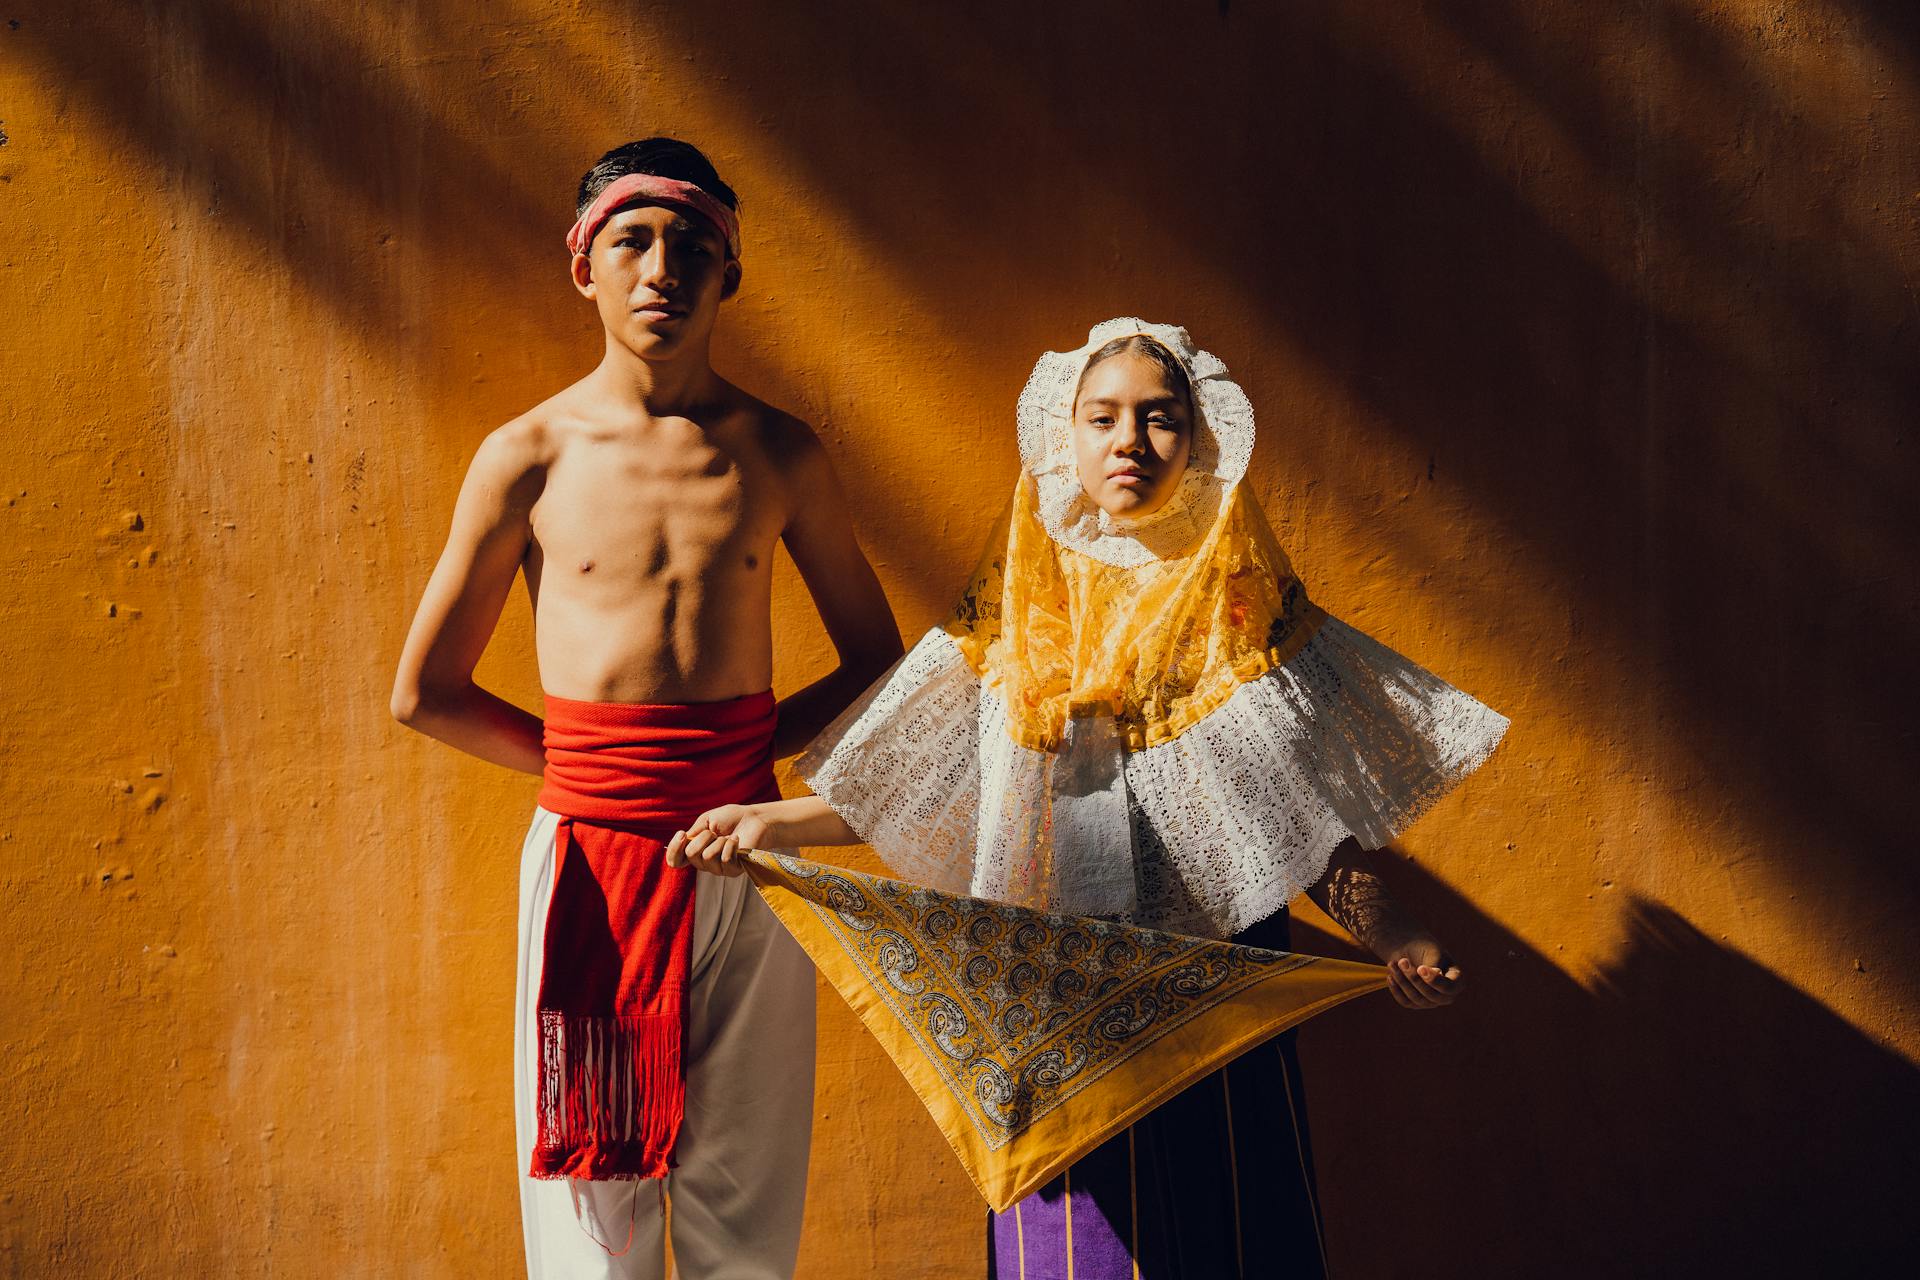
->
xmin=1071 ymin=352 xmax=1194 ymax=520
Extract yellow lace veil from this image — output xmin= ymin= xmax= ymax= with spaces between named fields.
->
xmin=946 ymin=320 xmax=1324 ymax=753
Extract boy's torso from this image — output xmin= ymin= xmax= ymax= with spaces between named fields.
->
xmin=515 ymin=380 xmax=798 ymax=705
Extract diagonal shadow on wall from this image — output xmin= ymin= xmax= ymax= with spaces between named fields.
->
xmin=634 ymin=0 xmax=1920 ymax=935
xmin=13 ymin=3 xmax=1920 ymax=1270
xmin=17 ymin=0 xmax=1919 ymax=937
xmin=9 ymin=0 xmax=585 ymax=397
xmin=1292 ymin=855 xmax=1917 ymax=1277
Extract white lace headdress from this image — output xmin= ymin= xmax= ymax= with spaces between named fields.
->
xmin=1018 ymin=317 xmax=1254 ymax=566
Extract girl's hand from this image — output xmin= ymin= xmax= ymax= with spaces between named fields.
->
xmin=665 ymin=805 xmax=772 ymax=878
xmin=1377 ymin=934 xmax=1464 ymax=1010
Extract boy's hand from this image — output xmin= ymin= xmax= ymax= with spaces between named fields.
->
xmin=665 ymin=805 xmax=770 ymax=878
xmin=1378 ymin=934 xmax=1464 ymax=1010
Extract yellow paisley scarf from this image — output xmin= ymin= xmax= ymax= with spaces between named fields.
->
xmin=746 ymin=852 xmax=1384 ymax=1211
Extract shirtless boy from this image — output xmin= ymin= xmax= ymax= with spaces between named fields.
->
xmin=390 ymin=138 xmax=901 ymax=1280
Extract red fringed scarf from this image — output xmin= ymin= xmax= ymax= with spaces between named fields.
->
xmin=530 ymin=690 xmax=779 ymax=1181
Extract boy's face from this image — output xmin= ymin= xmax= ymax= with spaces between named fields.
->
xmin=1071 ymin=352 xmax=1194 ymax=520
xmin=571 ymin=202 xmax=739 ymax=361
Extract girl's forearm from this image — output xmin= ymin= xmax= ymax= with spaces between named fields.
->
xmin=756 ymin=795 xmax=860 ymax=847
xmin=1305 ymin=836 xmax=1433 ymax=958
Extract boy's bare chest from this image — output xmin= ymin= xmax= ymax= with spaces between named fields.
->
xmin=531 ymin=437 xmax=783 ymax=576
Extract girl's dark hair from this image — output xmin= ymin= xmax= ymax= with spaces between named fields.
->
xmin=575 ymin=138 xmax=739 ymax=218
xmin=1075 ymin=334 xmax=1196 ymax=413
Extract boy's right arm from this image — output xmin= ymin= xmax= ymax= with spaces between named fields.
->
xmin=389 ymin=426 xmax=548 ymax=775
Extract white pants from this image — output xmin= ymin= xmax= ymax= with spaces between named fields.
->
xmin=515 ymin=807 xmax=816 ymax=1279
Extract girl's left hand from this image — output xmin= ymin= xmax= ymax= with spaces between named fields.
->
xmin=1378 ymin=934 xmax=1463 ymax=1010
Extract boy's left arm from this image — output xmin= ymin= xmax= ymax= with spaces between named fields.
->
xmin=1305 ymin=836 xmax=1465 ymax=1010
xmin=771 ymin=424 xmax=905 ymax=758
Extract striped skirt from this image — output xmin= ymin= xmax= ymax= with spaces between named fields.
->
xmin=985 ymin=910 xmax=1329 ymax=1280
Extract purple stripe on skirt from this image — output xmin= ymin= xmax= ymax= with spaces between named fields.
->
xmin=984 ymin=909 xmax=1328 ymax=1280
xmin=993 ymin=1154 xmax=1137 ymax=1279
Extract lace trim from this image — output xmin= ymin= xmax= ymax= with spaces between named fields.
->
xmin=793 ymin=634 xmax=983 ymax=897
xmin=797 ymin=621 xmax=1509 ymax=938
xmin=1123 ymin=616 xmax=1511 ymax=934
xmin=1015 ymin=318 xmax=1255 ymax=568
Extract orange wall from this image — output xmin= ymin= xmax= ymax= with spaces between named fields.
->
xmin=3 ymin=2 xmax=1916 ymax=1275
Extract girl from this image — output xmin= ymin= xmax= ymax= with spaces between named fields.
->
xmin=670 ymin=319 xmax=1508 ymax=1277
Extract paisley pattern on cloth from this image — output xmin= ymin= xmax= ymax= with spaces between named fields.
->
xmin=744 ymin=852 xmax=1385 ymax=1212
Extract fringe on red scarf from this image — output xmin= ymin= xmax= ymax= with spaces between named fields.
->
xmin=532 ymin=1011 xmax=683 ymax=1181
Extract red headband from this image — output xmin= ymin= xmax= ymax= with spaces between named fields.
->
xmin=565 ymin=173 xmax=742 ymax=260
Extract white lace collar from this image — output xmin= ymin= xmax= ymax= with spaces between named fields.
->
xmin=1015 ymin=318 xmax=1254 ymax=568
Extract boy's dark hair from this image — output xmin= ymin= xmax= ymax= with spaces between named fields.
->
xmin=1076 ymin=334 xmax=1196 ymax=414
xmin=575 ymin=138 xmax=739 ymax=219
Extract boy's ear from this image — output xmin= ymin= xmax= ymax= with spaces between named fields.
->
xmin=721 ymin=259 xmax=743 ymax=301
xmin=570 ymin=252 xmax=596 ymax=299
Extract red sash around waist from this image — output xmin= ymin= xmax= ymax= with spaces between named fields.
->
xmin=530 ymin=690 xmax=779 ymax=1181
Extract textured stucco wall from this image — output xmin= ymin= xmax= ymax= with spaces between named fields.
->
xmin=2 ymin=2 xmax=1916 ymax=1276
